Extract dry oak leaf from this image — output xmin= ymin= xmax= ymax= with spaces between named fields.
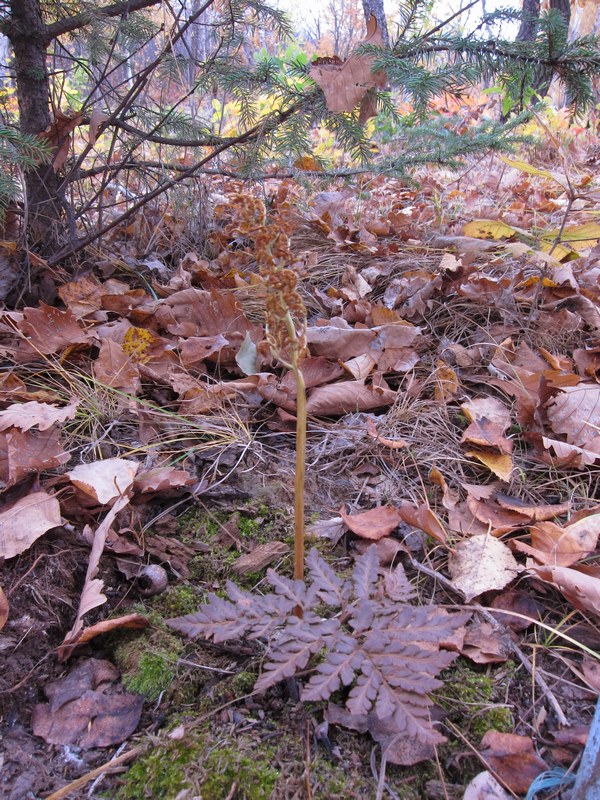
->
xmin=0 ymin=491 xmax=61 ymax=559
xmin=529 ymin=563 xmax=600 ymax=618
xmin=18 ymin=303 xmax=90 ymax=355
xmin=546 ymin=384 xmax=600 ymax=452
xmin=309 ymin=16 xmax=387 ymax=114
xmin=67 ymin=457 xmax=139 ymax=505
xmin=40 ymin=108 xmax=85 ymax=172
xmin=494 ymin=493 xmax=570 ymax=521
xmin=1 ymin=426 xmax=71 ymax=486
xmin=448 ymin=535 xmax=521 ymax=602
xmin=461 ymin=397 xmax=513 ymax=453
xmin=93 ymin=339 xmax=140 ymax=394
xmin=232 ymin=541 xmax=289 ymax=575
xmin=340 ymin=504 xmax=403 ymax=540
xmin=479 ymin=731 xmax=548 ymax=795
xmin=133 ymin=466 xmax=195 ymax=494
xmin=0 ymin=398 xmax=79 ymax=432
xmin=460 ymin=621 xmax=513 ymax=664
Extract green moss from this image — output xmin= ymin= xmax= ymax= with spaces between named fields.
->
xmin=202 ymin=746 xmax=278 ymax=800
xmin=118 ymin=740 xmax=192 ymax=800
xmin=114 ymin=630 xmax=182 ymax=702
xmin=437 ymin=662 xmax=514 ymax=740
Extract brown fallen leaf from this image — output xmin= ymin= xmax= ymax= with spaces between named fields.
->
xmin=18 ymin=302 xmax=90 ymax=355
xmin=59 ymin=493 xmax=132 ymax=660
xmin=133 ymin=466 xmax=195 ymax=494
xmin=340 ymin=504 xmax=403 ymax=541
xmin=397 ymin=500 xmax=448 ymax=546
xmin=2 ymin=426 xmax=71 ymax=485
xmin=32 ymin=658 xmax=143 ymax=748
xmin=309 ymin=16 xmax=387 ymax=115
xmin=93 ymin=339 xmax=140 ymax=394
xmin=353 ymin=536 xmax=407 ymax=566
xmin=366 ymin=417 xmax=408 ymax=449
xmin=306 ymin=378 xmax=397 ymax=416
xmin=530 ymin=563 xmax=600 ymax=618
xmin=514 ymin=515 xmax=600 ymax=567
xmin=232 ymin=541 xmax=289 ymax=575
xmin=479 ymin=731 xmax=548 ymax=794
xmin=67 ymin=457 xmax=139 ymax=505
xmin=540 ymin=435 xmax=600 ymax=467
xmin=461 ymin=397 xmax=513 ymax=453
xmin=460 ymin=621 xmax=513 ymax=664
xmin=68 ymin=613 xmax=149 ymax=648
xmin=466 ymin=450 xmax=513 ymax=482
xmin=489 ymin=590 xmax=543 ymax=630
xmin=0 ymin=491 xmax=62 ymax=559
xmin=546 ymin=384 xmax=600 ymax=452
xmin=494 ymin=493 xmax=571 ymax=521
xmin=0 ymin=584 xmax=8 ymax=631
xmin=0 ymin=398 xmax=79 ymax=432
xmin=448 ymin=535 xmax=521 ymax=602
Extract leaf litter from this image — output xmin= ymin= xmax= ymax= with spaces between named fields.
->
xmin=3 ymin=116 xmax=600 ymax=799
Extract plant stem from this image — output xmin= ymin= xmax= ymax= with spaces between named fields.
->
xmin=283 ymin=311 xmax=307 ymax=584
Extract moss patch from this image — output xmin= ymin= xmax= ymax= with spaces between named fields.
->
xmin=114 ymin=629 xmax=182 ymax=702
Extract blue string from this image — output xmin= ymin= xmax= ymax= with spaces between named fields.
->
xmin=525 ymin=768 xmax=576 ymax=800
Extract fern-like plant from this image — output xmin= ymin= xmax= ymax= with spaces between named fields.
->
xmin=167 ymin=546 xmax=470 ymax=744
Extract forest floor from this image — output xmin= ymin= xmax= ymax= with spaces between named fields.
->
xmin=2 ymin=113 xmax=600 ymax=800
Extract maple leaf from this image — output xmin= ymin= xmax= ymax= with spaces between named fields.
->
xmin=167 ymin=547 xmax=470 ymax=744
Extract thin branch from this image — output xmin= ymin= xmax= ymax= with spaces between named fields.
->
xmin=44 ymin=0 xmax=161 ymax=43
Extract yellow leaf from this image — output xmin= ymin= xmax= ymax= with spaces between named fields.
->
xmin=122 ymin=326 xmax=157 ymax=364
xmin=463 ymin=220 xmax=520 ymax=240
xmin=498 ymin=155 xmax=556 ymax=182
xmin=466 ymin=450 xmax=513 ymax=482
xmin=544 ymin=222 xmax=600 ymax=252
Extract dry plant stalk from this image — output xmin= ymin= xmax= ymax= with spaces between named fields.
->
xmin=254 ymin=201 xmax=308 ymax=583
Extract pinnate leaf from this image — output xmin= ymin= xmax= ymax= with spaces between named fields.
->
xmin=167 ymin=546 xmax=470 ymax=745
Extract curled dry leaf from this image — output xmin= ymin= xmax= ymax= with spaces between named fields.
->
xmin=514 ymin=515 xmax=600 ymax=567
xmin=59 ymin=493 xmax=131 ymax=660
xmin=448 ymin=535 xmax=521 ymax=602
xmin=340 ymin=504 xmax=403 ymax=541
xmin=0 ymin=491 xmax=62 ymax=559
xmin=67 ymin=457 xmax=139 ymax=505
xmin=232 ymin=541 xmax=289 ymax=575
xmin=366 ymin=416 xmax=408 ymax=449
xmin=0 ymin=398 xmax=79 ymax=432
xmin=466 ymin=450 xmax=513 ymax=482
xmin=133 ymin=466 xmax=195 ymax=494
xmin=0 ymin=584 xmax=8 ymax=631
xmin=530 ymin=563 xmax=600 ymax=619
xmin=397 ymin=500 xmax=448 ymax=546
xmin=461 ymin=397 xmax=513 ymax=453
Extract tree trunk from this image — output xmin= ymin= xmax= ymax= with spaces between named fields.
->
xmin=361 ymin=0 xmax=389 ymax=48
xmin=8 ymin=0 xmax=64 ymax=252
xmin=516 ymin=0 xmax=540 ymax=41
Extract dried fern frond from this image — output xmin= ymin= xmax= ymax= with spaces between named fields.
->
xmin=167 ymin=546 xmax=470 ymax=744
